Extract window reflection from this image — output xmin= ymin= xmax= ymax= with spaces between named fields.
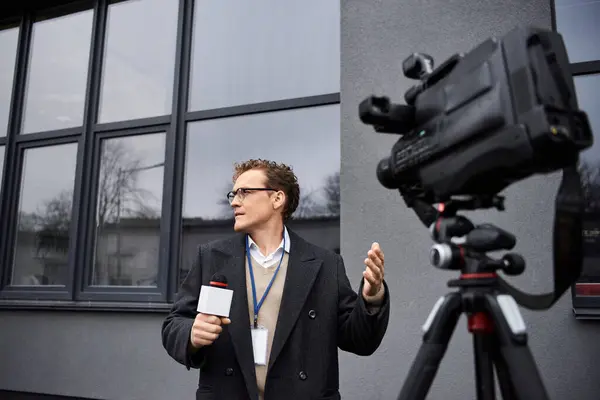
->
xmin=12 ymin=143 xmax=78 ymax=286
xmin=576 ymin=74 xmax=600 ymax=285
xmin=98 ymin=0 xmax=178 ymax=123
xmin=555 ymin=0 xmax=600 ymax=63
xmin=21 ymin=10 xmax=93 ymax=134
xmin=189 ymin=0 xmax=340 ymax=110
xmin=0 ymin=26 xmax=19 ymax=136
xmin=576 ymin=74 xmax=600 ymax=212
xmin=91 ymin=133 xmax=165 ymax=287
xmin=179 ymin=105 xmax=340 ymax=284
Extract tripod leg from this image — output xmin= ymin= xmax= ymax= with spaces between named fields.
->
xmin=472 ymin=328 xmax=496 ymax=400
xmin=491 ymin=339 xmax=518 ymax=400
xmin=397 ymin=293 xmax=462 ymax=400
xmin=484 ymin=293 xmax=550 ymax=400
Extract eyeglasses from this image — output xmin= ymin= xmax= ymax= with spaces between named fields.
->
xmin=226 ymin=187 xmax=276 ymax=204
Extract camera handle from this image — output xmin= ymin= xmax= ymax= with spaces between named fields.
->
xmin=397 ymin=206 xmax=550 ymax=400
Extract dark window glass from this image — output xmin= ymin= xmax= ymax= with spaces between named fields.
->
xmin=11 ymin=143 xmax=78 ymax=286
xmin=555 ymin=0 xmax=600 ymax=63
xmin=91 ymin=133 xmax=165 ymax=287
xmin=21 ymin=10 xmax=93 ymax=134
xmin=576 ymin=74 xmax=600 ymax=211
xmin=577 ymin=74 xmax=600 ymax=283
xmin=188 ymin=0 xmax=340 ymax=111
xmin=179 ymin=105 xmax=340 ymax=284
xmin=0 ymin=26 xmax=19 ymax=136
xmin=97 ymin=0 xmax=178 ymax=123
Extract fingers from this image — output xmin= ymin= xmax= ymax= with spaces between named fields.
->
xmin=190 ymin=313 xmax=230 ymax=348
xmin=371 ymin=242 xmax=384 ymax=263
xmin=197 ymin=313 xmax=222 ymax=325
xmin=362 ymin=268 xmax=379 ymax=288
xmin=369 ymin=242 xmax=384 ymax=266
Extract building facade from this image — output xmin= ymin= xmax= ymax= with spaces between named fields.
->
xmin=0 ymin=0 xmax=598 ymax=399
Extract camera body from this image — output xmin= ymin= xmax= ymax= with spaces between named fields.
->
xmin=360 ymin=25 xmax=593 ymax=204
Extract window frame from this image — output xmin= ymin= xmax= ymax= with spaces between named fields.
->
xmin=0 ymin=0 xmax=340 ymax=311
xmin=552 ymin=0 xmax=600 ymax=317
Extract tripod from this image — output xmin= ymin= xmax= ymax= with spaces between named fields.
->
xmin=397 ymin=198 xmax=550 ymax=400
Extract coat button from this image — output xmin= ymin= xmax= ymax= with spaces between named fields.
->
xmin=308 ymin=309 xmax=316 ymax=319
xmin=298 ymin=371 xmax=307 ymax=380
xmin=225 ymin=367 xmax=234 ymax=376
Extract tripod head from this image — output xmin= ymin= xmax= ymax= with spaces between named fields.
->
xmin=418 ymin=195 xmax=526 ymax=285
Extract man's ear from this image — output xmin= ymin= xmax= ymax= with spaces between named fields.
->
xmin=272 ymin=190 xmax=286 ymax=210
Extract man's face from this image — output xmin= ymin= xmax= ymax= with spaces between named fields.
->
xmin=230 ymin=169 xmax=284 ymax=232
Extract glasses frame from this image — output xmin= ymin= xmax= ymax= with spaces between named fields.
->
xmin=226 ymin=187 xmax=276 ymax=204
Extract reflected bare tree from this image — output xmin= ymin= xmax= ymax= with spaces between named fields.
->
xmin=293 ymin=188 xmax=324 ymax=219
xmin=17 ymin=140 xmax=161 ymax=255
xmin=97 ymin=140 xmax=161 ymax=225
xmin=322 ymin=171 xmax=340 ymax=217
xmin=579 ymin=159 xmax=600 ymax=211
xmin=215 ymin=170 xmax=341 ymax=220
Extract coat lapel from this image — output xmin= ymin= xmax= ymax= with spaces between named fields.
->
xmin=213 ymin=234 xmax=259 ymax=400
xmin=267 ymin=231 xmax=322 ymax=374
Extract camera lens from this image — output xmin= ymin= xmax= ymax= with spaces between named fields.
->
xmin=431 ymin=248 xmax=441 ymax=265
xmin=430 ymin=244 xmax=453 ymax=269
xmin=376 ymin=157 xmax=397 ymax=189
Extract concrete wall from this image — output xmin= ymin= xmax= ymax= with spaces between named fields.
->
xmin=340 ymin=0 xmax=600 ymax=399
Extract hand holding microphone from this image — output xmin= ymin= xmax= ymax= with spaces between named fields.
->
xmin=190 ymin=273 xmax=234 ymax=349
xmin=190 ymin=313 xmax=231 ymax=348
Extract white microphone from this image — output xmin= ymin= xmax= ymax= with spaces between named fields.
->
xmin=197 ymin=273 xmax=233 ymax=318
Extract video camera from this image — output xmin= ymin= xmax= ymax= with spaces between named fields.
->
xmin=360 ymin=26 xmax=595 ymax=399
xmin=359 ymin=25 xmax=594 ymax=311
xmin=360 ymin=25 xmax=592 ymax=205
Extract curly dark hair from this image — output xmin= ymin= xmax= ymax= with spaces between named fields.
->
xmin=233 ymin=159 xmax=300 ymax=220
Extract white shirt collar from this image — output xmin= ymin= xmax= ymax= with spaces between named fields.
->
xmin=248 ymin=226 xmax=291 ymax=257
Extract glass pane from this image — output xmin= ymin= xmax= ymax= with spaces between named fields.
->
xmin=12 ymin=143 xmax=78 ymax=286
xmin=189 ymin=0 xmax=340 ymax=111
xmin=21 ymin=10 xmax=93 ymax=134
xmin=0 ymin=27 xmax=19 ymax=137
xmin=555 ymin=0 xmax=600 ymax=63
xmin=179 ymin=104 xmax=340 ymax=284
xmin=91 ymin=133 xmax=165 ymax=287
xmin=576 ymin=74 xmax=600 ymax=285
xmin=97 ymin=0 xmax=178 ymax=123
xmin=577 ymin=74 xmax=600 ymax=210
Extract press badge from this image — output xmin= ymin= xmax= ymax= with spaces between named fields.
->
xmin=251 ymin=326 xmax=268 ymax=365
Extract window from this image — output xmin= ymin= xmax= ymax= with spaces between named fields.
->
xmin=0 ymin=26 xmax=19 ymax=137
xmin=556 ymin=0 xmax=600 ymax=312
xmin=180 ymin=105 xmax=340 ymax=283
xmin=21 ymin=10 xmax=93 ymax=134
xmin=576 ymin=74 xmax=600 ymax=278
xmin=12 ymin=143 xmax=78 ymax=286
xmin=188 ymin=0 xmax=340 ymax=110
xmin=90 ymin=132 xmax=165 ymax=287
xmin=555 ymin=0 xmax=600 ymax=64
xmin=97 ymin=0 xmax=178 ymax=123
xmin=0 ymin=0 xmax=339 ymax=309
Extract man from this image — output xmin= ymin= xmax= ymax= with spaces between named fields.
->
xmin=162 ymin=159 xmax=390 ymax=400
